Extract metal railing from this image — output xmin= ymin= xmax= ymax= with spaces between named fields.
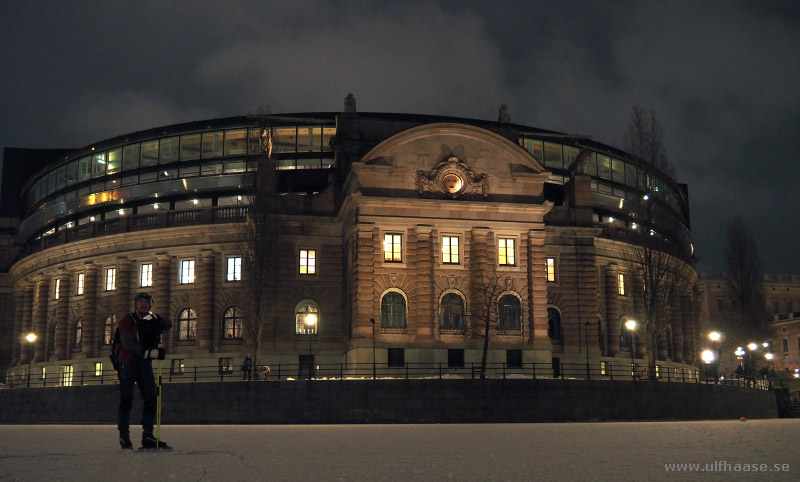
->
xmin=4 ymin=361 xmax=772 ymax=390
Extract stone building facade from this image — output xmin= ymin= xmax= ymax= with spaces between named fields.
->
xmin=3 ymin=99 xmax=699 ymax=383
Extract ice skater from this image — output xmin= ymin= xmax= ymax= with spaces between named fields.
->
xmin=115 ymin=292 xmax=172 ymax=449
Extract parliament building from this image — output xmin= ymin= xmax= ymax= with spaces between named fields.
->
xmin=2 ymin=96 xmax=699 ymax=383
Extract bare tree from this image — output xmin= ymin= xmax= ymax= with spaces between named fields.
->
xmin=723 ymin=216 xmax=767 ymax=345
xmin=238 ymin=124 xmax=281 ymax=366
xmin=626 ymin=201 xmax=685 ymax=380
xmin=623 ymin=105 xmax=675 ymax=180
xmin=470 ymin=267 xmax=504 ymax=379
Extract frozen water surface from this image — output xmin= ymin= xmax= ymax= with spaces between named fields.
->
xmin=0 ymin=420 xmax=797 ymax=481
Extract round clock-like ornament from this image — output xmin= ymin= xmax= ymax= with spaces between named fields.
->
xmin=442 ymin=173 xmax=463 ymax=194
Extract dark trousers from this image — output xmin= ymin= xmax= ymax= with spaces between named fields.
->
xmin=118 ymin=357 xmax=157 ymax=434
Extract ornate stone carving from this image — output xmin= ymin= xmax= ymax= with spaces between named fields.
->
xmin=415 ymin=156 xmax=489 ymax=199
xmin=344 ymin=93 xmax=356 ymax=114
xmin=568 ymin=148 xmax=593 ymax=177
xmin=498 ymin=103 xmax=511 ymax=123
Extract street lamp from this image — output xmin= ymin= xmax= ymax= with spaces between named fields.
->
xmin=370 ymin=318 xmax=376 ymax=380
xmin=625 ymin=319 xmax=637 ymax=379
xmin=305 ymin=313 xmax=317 ymax=380
xmin=584 ymin=321 xmax=590 ymax=380
xmin=25 ymin=333 xmax=37 ymax=388
xmin=765 ymin=352 xmax=774 ymax=388
xmin=709 ymin=331 xmax=721 ymax=382
xmin=701 ymin=349 xmax=715 ymax=383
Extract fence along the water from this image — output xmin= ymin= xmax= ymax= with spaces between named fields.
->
xmin=6 ymin=361 xmax=772 ymax=390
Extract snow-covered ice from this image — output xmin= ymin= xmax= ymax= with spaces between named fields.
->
xmin=1 ymin=420 xmax=797 ymax=481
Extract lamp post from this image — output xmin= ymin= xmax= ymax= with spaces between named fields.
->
xmin=765 ymin=353 xmax=774 ymax=389
xmin=305 ymin=313 xmax=317 ymax=380
xmin=747 ymin=342 xmax=758 ymax=379
xmin=370 ymin=318 xmax=376 ymax=380
xmin=25 ymin=333 xmax=37 ymax=388
xmin=709 ymin=331 xmax=721 ymax=383
xmin=701 ymin=349 xmax=715 ymax=383
xmin=625 ymin=319 xmax=637 ymax=380
xmin=584 ymin=321 xmax=590 ymax=380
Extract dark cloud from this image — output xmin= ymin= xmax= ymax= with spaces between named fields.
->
xmin=1 ymin=0 xmax=798 ymax=273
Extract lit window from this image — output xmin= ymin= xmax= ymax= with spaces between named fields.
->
xmin=94 ymin=362 xmax=103 ymax=377
xmin=105 ymin=268 xmax=116 ymax=291
xmin=442 ymin=236 xmax=459 ymax=264
xmin=76 ymin=273 xmax=85 ymax=295
xmin=179 ymin=260 xmax=195 ymax=284
xmin=177 ymin=308 xmax=197 ymax=341
xmin=140 ymin=263 xmax=153 ymax=287
xmin=222 ymin=306 xmax=243 ymax=339
xmin=54 ymin=279 xmax=61 ymax=300
xmin=498 ymin=238 xmax=516 ymax=266
xmin=618 ymin=273 xmax=626 ymax=296
xmin=383 ymin=234 xmax=403 ymax=262
xmin=546 ymin=258 xmax=556 ymax=282
xmin=218 ymin=357 xmax=234 ymax=374
xmin=171 ymin=359 xmax=185 ymax=375
xmin=61 ymin=365 xmax=73 ymax=387
xmin=300 ymin=249 xmax=316 ymax=274
xmin=295 ymin=302 xmax=319 ymax=334
xmin=226 ymin=257 xmax=242 ymax=281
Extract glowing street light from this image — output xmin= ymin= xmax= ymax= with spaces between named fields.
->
xmin=25 ymin=333 xmax=37 ymax=388
xmin=701 ymin=350 xmax=715 ymax=363
xmin=625 ymin=319 xmax=637 ymax=379
xmin=305 ymin=313 xmax=317 ymax=380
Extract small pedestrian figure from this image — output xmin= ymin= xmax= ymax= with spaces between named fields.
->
xmin=242 ymin=354 xmax=252 ymax=380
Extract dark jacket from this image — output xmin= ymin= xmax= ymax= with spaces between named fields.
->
xmin=118 ymin=311 xmax=172 ymax=365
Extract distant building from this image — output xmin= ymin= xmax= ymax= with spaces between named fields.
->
xmin=697 ymin=272 xmax=800 ymax=375
xmin=2 ymin=98 xmax=699 ymax=383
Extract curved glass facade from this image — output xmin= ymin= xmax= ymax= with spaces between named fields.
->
xmin=19 ymin=118 xmax=336 ymax=244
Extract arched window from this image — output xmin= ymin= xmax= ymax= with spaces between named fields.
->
xmin=498 ymin=295 xmax=521 ymax=331
xmin=381 ymin=291 xmax=407 ymax=331
xmin=73 ymin=318 xmax=83 ymax=348
xmin=439 ymin=293 xmax=465 ymax=332
xmin=295 ymin=301 xmax=319 ymax=335
xmin=222 ymin=306 xmax=243 ymax=339
xmin=103 ymin=315 xmax=116 ymax=346
xmin=619 ymin=321 xmax=632 ymax=350
xmin=177 ymin=308 xmax=197 ymax=341
xmin=547 ymin=307 xmax=563 ymax=344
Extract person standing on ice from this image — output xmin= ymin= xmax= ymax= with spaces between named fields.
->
xmin=116 ymin=292 xmax=172 ymax=449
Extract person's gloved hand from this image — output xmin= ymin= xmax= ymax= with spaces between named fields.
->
xmin=143 ymin=348 xmax=165 ymax=360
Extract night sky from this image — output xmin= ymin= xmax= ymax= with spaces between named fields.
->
xmin=1 ymin=1 xmax=798 ymax=274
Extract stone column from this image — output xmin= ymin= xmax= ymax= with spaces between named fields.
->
xmin=527 ymin=229 xmax=549 ymax=347
xmin=469 ymin=227 xmax=490 ymax=337
xmin=114 ymin=258 xmax=132 ymax=322
xmin=410 ymin=225 xmax=434 ymax=339
xmin=681 ymin=290 xmax=696 ymax=364
xmin=82 ymin=265 xmax=98 ymax=358
xmin=604 ymin=266 xmax=620 ymax=357
xmin=33 ymin=278 xmax=49 ymax=363
xmin=11 ymin=282 xmax=30 ymax=366
xmin=155 ymin=255 xmax=173 ymax=342
xmin=196 ymin=250 xmax=216 ymax=351
xmin=19 ymin=282 xmax=35 ymax=365
xmin=670 ymin=294 xmax=684 ymax=363
xmin=54 ymin=273 xmax=70 ymax=360
xmin=352 ymin=226 xmax=376 ymax=339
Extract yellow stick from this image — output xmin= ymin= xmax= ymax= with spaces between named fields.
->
xmin=156 ymin=333 xmax=163 ymax=446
